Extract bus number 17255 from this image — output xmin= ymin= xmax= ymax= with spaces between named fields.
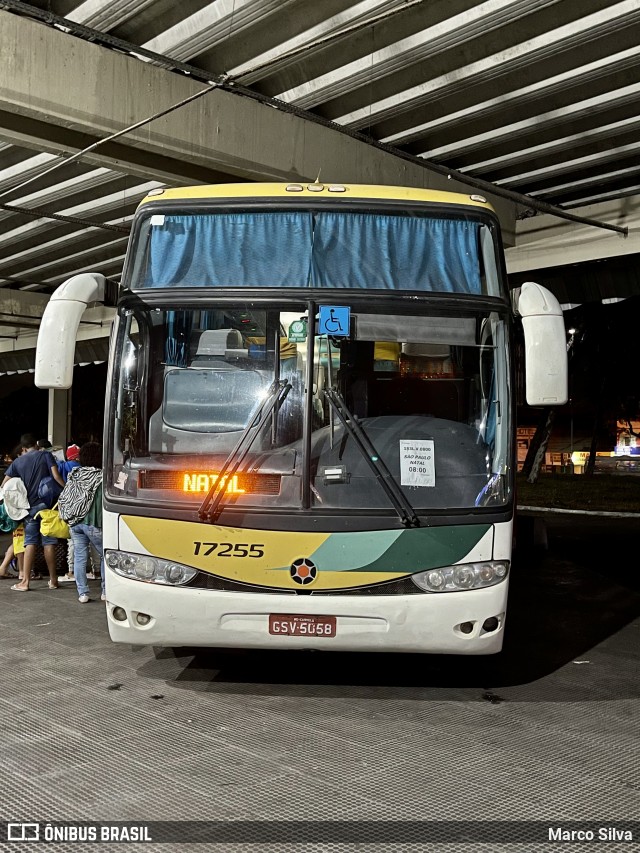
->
xmin=193 ymin=542 xmax=265 ymax=558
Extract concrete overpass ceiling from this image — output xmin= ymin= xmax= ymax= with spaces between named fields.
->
xmin=0 ymin=0 xmax=639 ymax=306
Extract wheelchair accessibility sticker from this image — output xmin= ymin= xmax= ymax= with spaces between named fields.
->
xmin=318 ymin=306 xmax=350 ymax=337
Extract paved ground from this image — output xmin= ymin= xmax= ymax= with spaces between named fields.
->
xmin=0 ymin=517 xmax=638 ymax=852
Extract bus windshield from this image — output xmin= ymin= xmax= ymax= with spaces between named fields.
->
xmin=108 ymin=299 xmax=511 ymax=516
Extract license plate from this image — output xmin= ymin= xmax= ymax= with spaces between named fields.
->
xmin=268 ymin=614 xmax=336 ymax=637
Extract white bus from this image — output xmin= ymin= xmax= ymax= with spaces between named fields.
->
xmin=36 ymin=183 xmax=567 ymax=654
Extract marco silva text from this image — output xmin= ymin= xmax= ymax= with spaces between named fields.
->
xmin=549 ymin=827 xmax=634 ymax=842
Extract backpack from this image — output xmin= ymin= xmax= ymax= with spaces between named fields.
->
xmin=58 ymin=467 xmax=102 ymax=526
xmin=37 ymin=476 xmax=63 ymax=509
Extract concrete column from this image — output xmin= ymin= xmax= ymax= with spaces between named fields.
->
xmin=47 ymin=388 xmax=70 ymax=449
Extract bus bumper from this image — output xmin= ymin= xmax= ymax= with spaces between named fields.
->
xmin=105 ymin=569 xmax=509 ymax=654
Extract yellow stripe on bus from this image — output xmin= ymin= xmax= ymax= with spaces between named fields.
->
xmin=122 ymin=516 xmax=330 ymax=573
xmin=120 ymin=516 xmax=407 ymax=590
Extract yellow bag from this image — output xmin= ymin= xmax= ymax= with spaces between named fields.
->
xmin=35 ymin=504 xmax=70 ymax=539
xmin=12 ymin=525 xmax=25 ymax=555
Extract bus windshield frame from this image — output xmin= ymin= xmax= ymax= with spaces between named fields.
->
xmin=105 ymin=289 xmax=513 ymax=528
xmin=124 ymin=200 xmax=507 ymax=302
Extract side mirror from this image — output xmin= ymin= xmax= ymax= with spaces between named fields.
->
xmin=517 ymin=282 xmax=568 ymax=406
xmin=35 ymin=272 xmax=106 ymax=389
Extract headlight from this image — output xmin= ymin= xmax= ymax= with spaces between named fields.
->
xmin=411 ymin=561 xmax=509 ymax=593
xmin=105 ymin=550 xmax=197 ymax=586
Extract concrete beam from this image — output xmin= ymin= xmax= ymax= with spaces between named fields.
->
xmin=0 ymin=12 xmax=517 ymax=244
xmin=506 ymin=196 xmax=640 ymax=273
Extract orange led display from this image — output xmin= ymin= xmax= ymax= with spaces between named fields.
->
xmin=182 ymin=473 xmax=246 ymax=494
xmin=140 ymin=470 xmax=280 ymax=495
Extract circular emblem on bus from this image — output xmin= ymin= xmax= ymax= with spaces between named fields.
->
xmin=290 ymin=557 xmax=318 ymax=585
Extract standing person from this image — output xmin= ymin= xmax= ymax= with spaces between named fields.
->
xmin=58 ymin=442 xmax=104 ymax=604
xmin=58 ymin=444 xmax=81 ymax=482
xmin=0 ymin=446 xmax=29 ymax=582
xmin=1 ymin=434 xmax=65 ymax=591
xmin=10 ymin=523 xmax=26 ymax=583
xmin=57 ymin=444 xmax=82 ymax=585
xmin=0 ymin=542 xmax=19 ymax=578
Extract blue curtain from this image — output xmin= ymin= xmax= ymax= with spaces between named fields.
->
xmin=145 ymin=213 xmax=313 ymax=288
xmin=165 ymin=310 xmax=193 ymax=367
xmin=141 ymin=212 xmax=481 ymax=294
xmin=311 ymin=214 xmax=481 ymax=293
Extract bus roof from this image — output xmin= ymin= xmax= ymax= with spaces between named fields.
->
xmin=138 ymin=183 xmax=495 ymax=211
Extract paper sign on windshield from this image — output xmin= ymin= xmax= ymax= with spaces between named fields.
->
xmin=400 ymin=440 xmax=435 ymax=487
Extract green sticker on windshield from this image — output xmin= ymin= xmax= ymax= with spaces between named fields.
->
xmin=288 ymin=319 xmax=307 ymax=343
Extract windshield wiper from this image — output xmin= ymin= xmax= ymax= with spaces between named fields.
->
xmin=322 ymin=388 xmax=420 ymax=528
xmin=199 ymin=378 xmax=292 ymax=523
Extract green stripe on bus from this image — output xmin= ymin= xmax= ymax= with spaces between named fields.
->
xmin=310 ymin=524 xmax=491 ymax=574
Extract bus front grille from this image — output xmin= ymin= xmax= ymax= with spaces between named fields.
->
xmin=191 ymin=573 xmax=421 ymax=596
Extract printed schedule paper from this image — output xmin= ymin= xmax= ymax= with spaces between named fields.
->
xmin=399 ymin=440 xmax=435 ymax=487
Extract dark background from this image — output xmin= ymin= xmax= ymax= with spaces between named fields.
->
xmin=0 ymin=362 xmax=107 ymax=456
